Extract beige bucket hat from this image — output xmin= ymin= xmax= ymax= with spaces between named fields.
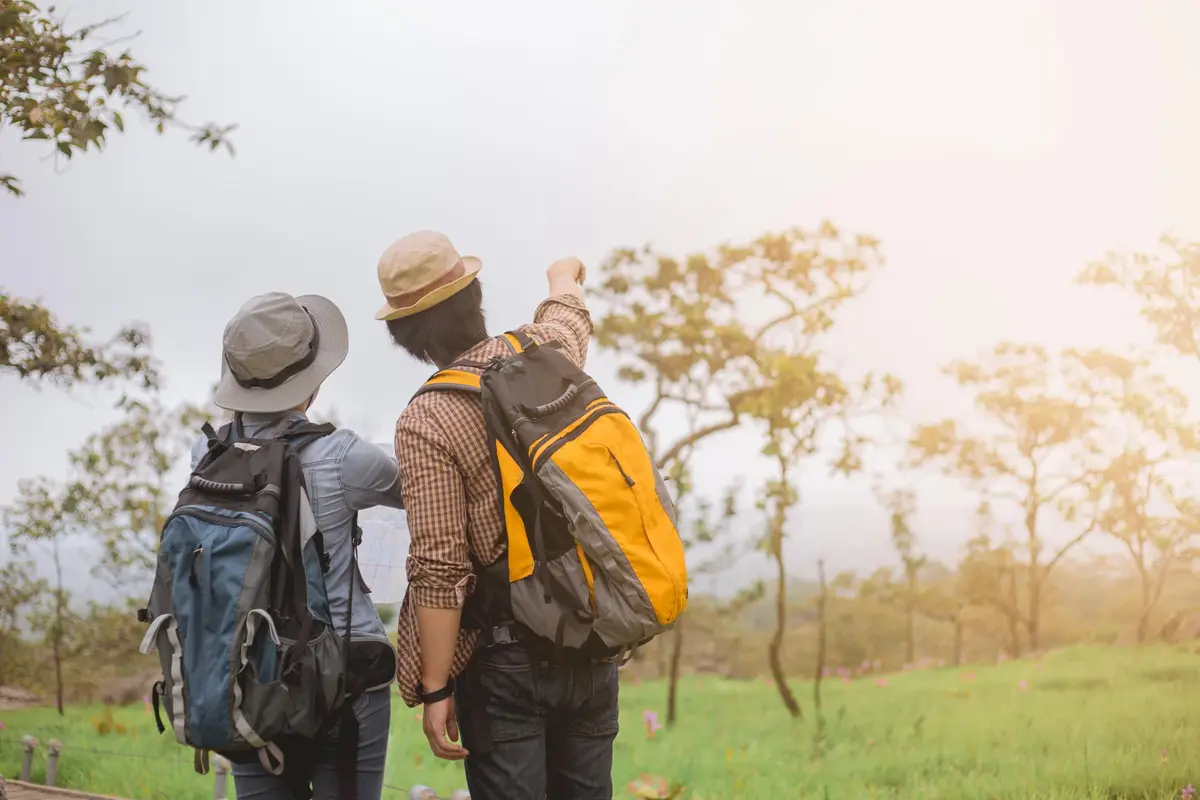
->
xmin=374 ymin=230 xmax=482 ymax=322
xmin=213 ymin=292 xmax=349 ymax=413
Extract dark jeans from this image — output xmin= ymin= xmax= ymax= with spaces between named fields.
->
xmin=232 ymin=687 xmax=391 ymax=800
xmin=455 ymin=643 xmax=620 ymax=800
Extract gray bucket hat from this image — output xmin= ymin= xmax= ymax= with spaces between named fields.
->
xmin=213 ymin=292 xmax=349 ymax=413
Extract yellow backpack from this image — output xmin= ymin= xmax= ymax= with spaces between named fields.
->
xmin=412 ymin=330 xmax=688 ymax=658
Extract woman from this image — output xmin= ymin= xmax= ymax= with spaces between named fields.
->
xmin=191 ymin=291 xmax=404 ymax=800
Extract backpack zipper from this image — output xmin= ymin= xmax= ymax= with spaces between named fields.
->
xmin=531 ymin=405 xmax=626 ymax=472
xmin=165 ymin=507 xmax=275 ymax=543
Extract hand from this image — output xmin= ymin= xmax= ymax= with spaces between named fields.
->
xmin=422 ymin=696 xmax=469 ymax=761
xmin=547 ymin=256 xmax=587 ymax=286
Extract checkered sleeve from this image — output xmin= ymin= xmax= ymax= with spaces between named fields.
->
xmin=525 ymin=293 xmax=594 ymax=368
xmin=394 ymin=411 xmax=474 ymax=609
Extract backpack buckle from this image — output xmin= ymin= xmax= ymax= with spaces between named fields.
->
xmin=488 ymin=625 xmax=516 ymax=647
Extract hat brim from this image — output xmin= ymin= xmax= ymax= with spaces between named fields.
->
xmin=375 ymin=257 xmax=482 ymax=322
xmin=213 ymin=294 xmax=350 ymax=414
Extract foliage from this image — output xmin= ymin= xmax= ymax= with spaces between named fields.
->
xmin=1081 ymin=350 xmax=1200 ymax=642
xmin=910 ymin=344 xmax=1109 ymax=651
xmin=0 ymin=290 xmax=158 ymax=387
xmin=1078 ymin=234 xmax=1200 ymax=359
xmin=3 ymin=476 xmax=84 ymax=714
xmin=594 ymin=221 xmax=900 ymax=720
xmin=0 ymin=0 xmax=234 ymax=197
xmin=71 ymin=395 xmax=215 ymax=583
xmin=0 ymin=558 xmax=47 ymax=684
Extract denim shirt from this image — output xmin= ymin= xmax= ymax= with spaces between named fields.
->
xmin=189 ymin=412 xmax=405 ymax=649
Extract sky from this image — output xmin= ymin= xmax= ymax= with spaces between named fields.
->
xmin=3 ymin=0 xmax=1200 ymax=598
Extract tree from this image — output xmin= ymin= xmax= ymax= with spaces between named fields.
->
xmin=954 ymin=498 xmax=1028 ymax=657
xmin=755 ymin=359 xmax=898 ymax=717
xmin=0 ymin=558 xmax=47 ymax=684
xmin=660 ymin=479 xmax=742 ymax=726
xmin=1 ymin=0 xmax=234 ymax=197
xmin=911 ymin=345 xmax=1103 ymax=652
xmin=869 ymin=487 xmax=926 ymax=665
xmin=71 ymin=395 xmax=214 ymax=583
xmin=3 ymin=476 xmax=83 ymax=714
xmin=912 ymin=565 xmax=972 ymax=667
xmin=1082 ymin=350 xmax=1199 ymax=642
xmin=1 ymin=290 xmax=158 ymax=387
xmin=1077 ymin=234 xmax=1200 ymax=360
xmin=593 ymin=221 xmax=899 ymax=719
xmin=811 ymin=560 xmax=829 ymax=761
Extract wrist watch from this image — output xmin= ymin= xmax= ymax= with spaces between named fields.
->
xmin=416 ymin=678 xmax=455 ymax=704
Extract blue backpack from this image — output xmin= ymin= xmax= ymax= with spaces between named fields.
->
xmin=137 ymin=417 xmax=354 ymax=790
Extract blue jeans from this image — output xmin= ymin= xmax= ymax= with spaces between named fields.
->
xmin=232 ymin=687 xmax=391 ymax=800
xmin=454 ymin=643 xmax=620 ymax=800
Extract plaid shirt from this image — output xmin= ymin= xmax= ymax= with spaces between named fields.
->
xmin=392 ymin=293 xmax=593 ymax=707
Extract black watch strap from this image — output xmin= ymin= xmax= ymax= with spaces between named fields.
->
xmin=417 ymin=679 xmax=455 ymax=704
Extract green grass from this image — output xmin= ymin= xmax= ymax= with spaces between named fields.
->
xmin=3 ymin=645 xmax=1200 ymax=799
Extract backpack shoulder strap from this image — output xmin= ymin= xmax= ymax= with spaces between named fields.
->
xmin=277 ymin=419 xmax=337 ymax=452
xmin=411 ymin=368 xmax=483 ymax=400
xmin=501 ymin=329 xmax=540 ymax=354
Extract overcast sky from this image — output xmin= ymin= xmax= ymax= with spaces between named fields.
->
xmin=3 ymin=0 xmax=1200 ymax=597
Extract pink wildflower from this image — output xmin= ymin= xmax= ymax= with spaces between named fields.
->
xmin=875 ymin=678 xmax=888 ymax=688
xmin=1181 ymin=784 xmax=1194 ymax=798
xmin=642 ymin=709 xmax=662 ymax=738
xmin=1019 ymin=680 xmax=1028 ymax=690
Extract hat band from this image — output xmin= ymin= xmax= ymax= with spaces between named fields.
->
xmin=385 ymin=259 xmax=467 ymax=309
xmin=227 ymin=311 xmax=321 ymax=390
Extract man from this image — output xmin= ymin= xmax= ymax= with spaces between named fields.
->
xmin=194 ymin=291 xmax=404 ymax=800
xmin=378 ymin=231 xmax=615 ymax=799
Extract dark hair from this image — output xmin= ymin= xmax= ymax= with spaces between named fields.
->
xmin=386 ymin=278 xmax=488 ymax=366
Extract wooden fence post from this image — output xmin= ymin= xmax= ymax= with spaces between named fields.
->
xmin=19 ymin=736 xmax=38 ymax=782
xmin=46 ymin=740 xmax=62 ymax=786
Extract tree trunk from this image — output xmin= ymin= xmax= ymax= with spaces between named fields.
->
xmin=1004 ymin=558 xmax=1023 ymax=658
xmin=904 ymin=571 xmax=917 ymax=665
xmin=768 ymin=544 xmax=802 ymax=718
xmin=1024 ymin=492 xmax=1042 ymax=653
xmin=1026 ymin=572 xmax=1041 ymax=652
xmin=952 ymin=614 xmax=963 ymax=667
xmin=1136 ymin=566 xmax=1153 ymax=644
xmin=666 ymin=616 xmax=685 ymax=726
xmin=812 ymin=561 xmax=828 ymax=760
xmin=52 ymin=538 xmax=65 ymax=716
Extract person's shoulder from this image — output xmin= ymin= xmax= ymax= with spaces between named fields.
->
xmin=189 ymin=432 xmax=209 ymax=467
xmin=324 ymin=426 xmax=387 ymax=458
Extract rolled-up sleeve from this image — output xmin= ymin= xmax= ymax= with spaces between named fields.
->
xmin=341 ymin=434 xmax=405 ymax=511
xmin=394 ymin=412 xmax=474 ymax=609
xmin=526 ymin=293 xmax=594 ymax=368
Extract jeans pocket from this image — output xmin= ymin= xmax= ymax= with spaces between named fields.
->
xmin=568 ymin=661 xmax=619 ymax=737
xmin=475 ymin=650 xmax=543 ymax=742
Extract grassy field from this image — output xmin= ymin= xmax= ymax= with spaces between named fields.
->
xmin=2 ymin=645 xmax=1199 ymax=799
